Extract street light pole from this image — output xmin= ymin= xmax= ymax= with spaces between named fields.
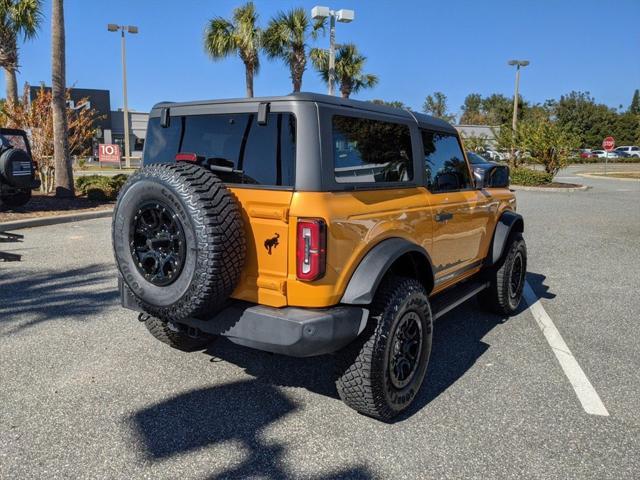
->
xmin=328 ymin=14 xmax=336 ymax=96
xmin=120 ymin=29 xmax=130 ymax=168
xmin=508 ymin=59 xmax=529 ymax=163
xmin=108 ymin=24 xmax=138 ymax=168
xmin=311 ymin=6 xmax=354 ymax=96
xmin=511 ymin=65 xmax=520 ymax=135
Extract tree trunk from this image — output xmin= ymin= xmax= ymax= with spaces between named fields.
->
xmin=51 ymin=0 xmax=74 ymax=198
xmin=293 ymin=75 xmax=302 ymax=93
xmin=245 ymin=65 xmax=254 ymax=98
xmin=292 ymin=49 xmax=305 ymax=93
xmin=4 ymin=67 xmax=18 ymax=105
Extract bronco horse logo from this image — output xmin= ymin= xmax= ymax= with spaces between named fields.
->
xmin=264 ymin=233 xmax=280 ymax=254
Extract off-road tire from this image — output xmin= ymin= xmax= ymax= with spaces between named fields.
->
xmin=142 ymin=313 xmax=214 ymax=352
xmin=335 ymin=276 xmax=433 ymax=421
xmin=112 ymin=163 xmax=245 ymax=320
xmin=479 ymin=233 xmax=527 ymax=315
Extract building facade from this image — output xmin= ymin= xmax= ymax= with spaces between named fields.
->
xmin=28 ymin=85 xmax=148 ymax=159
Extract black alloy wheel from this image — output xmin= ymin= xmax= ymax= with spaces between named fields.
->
xmin=389 ymin=311 xmax=424 ymax=390
xmin=130 ymin=202 xmax=186 ymax=287
xmin=509 ymin=251 xmax=525 ymax=301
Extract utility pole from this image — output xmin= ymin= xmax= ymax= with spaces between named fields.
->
xmin=108 ymin=24 xmax=138 ymax=168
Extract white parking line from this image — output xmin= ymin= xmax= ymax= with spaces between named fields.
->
xmin=523 ymin=282 xmax=609 ymax=417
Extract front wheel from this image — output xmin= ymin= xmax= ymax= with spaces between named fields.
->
xmin=335 ymin=276 xmax=433 ymax=421
xmin=479 ymin=233 xmax=527 ymax=315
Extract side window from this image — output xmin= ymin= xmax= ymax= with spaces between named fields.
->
xmin=332 ymin=115 xmax=413 ymax=184
xmin=421 ymin=130 xmax=472 ymax=192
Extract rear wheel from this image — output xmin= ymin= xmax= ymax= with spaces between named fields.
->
xmin=335 ymin=276 xmax=432 ymax=421
xmin=142 ymin=313 xmax=214 ymax=352
xmin=479 ymin=233 xmax=527 ymax=315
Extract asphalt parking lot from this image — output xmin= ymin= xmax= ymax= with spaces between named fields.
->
xmin=1 ymin=169 xmax=639 ymax=479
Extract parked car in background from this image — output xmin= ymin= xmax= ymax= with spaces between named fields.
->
xmin=614 ymin=146 xmax=640 ymax=158
xmin=591 ymin=150 xmax=618 ymax=159
xmin=579 ymin=149 xmax=595 ymax=159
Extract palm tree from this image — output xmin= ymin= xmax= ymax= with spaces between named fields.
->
xmin=262 ymin=8 xmax=323 ymax=93
xmin=310 ymin=44 xmax=378 ymax=99
xmin=204 ymin=2 xmax=261 ymax=98
xmin=51 ymin=0 xmax=73 ymax=197
xmin=0 ymin=0 xmax=42 ymax=104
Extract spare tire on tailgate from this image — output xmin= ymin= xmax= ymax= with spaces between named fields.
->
xmin=112 ymin=163 xmax=246 ymax=320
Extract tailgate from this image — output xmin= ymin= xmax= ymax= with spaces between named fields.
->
xmin=228 ymin=187 xmax=293 ymax=307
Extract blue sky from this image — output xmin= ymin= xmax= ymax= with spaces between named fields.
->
xmin=3 ymin=0 xmax=639 ymax=116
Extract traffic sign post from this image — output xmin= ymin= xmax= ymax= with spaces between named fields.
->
xmin=98 ymin=144 xmax=122 ymax=169
xmin=602 ymin=136 xmax=615 ymax=175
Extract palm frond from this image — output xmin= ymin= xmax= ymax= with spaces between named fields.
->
xmin=204 ymin=17 xmax=237 ymax=59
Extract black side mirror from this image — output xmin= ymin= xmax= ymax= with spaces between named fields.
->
xmin=484 ymin=165 xmax=510 ymax=189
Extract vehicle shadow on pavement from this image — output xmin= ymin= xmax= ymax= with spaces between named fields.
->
xmin=204 ymin=339 xmax=340 ymax=399
xmin=397 ymin=271 xmax=555 ymax=421
xmin=0 ymin=263 xmax=118 ymax=335
xmin=131 ymin=379 xmax=373 ymax=479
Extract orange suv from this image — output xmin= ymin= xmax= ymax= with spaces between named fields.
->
xmin=113 ymin=93 xmax=526 ymax=420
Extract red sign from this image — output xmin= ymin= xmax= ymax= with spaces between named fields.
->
xmin=98 ymin=144 xmax=121 ymax=163
xmin=602 ymin=136 xmax=615 ymax=152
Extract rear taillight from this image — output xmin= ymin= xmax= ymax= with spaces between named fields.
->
xmin=296 ymin=218 xmax=326 ymax=281
xmin=175 ymin=152 xmax=198 ymax=162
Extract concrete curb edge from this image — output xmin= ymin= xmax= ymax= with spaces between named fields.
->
xmin=577 ymin=173 xmax=640 ymax=182
xmin=0 ymin=208 xmax=113 ymax=231
xmin=511 ymin=184 xmax=590 ymax=192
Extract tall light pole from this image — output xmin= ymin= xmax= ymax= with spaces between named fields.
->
xmin=508 ymin=59 xmax=529 ymax=161
xmin=108 ymin=24 xmax=138 ymax=168
xmin=311 ymin=6 xmax=354 ymax=96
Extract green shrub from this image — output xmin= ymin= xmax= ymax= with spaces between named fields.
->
xmin=75 ymin=173 xmax=130 ymax=199
xmin=510 ymin=167 xmax=553 ymax=186
xmin=86 ymin=185 xmax=117 ymax=201
xmin=109 ymin=173 xmax=129 ymax=191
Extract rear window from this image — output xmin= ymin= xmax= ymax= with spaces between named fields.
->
xmin=143 ymin=112 xmax=296 ymax=187
xmin=332 ymin=115 xmax=413 ymax=184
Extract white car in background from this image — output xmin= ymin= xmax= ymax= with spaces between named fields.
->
xmin=614 ymin=146 xmax=640 ymax=158
xmin=591 ymin=150 xmax=618 ymax=159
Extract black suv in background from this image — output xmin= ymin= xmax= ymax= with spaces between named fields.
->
xmin=0 ymin=128 xmax=40 ymax=209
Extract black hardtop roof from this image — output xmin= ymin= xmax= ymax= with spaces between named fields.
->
xmin=152 ymin=92 xmax=456 ymax=133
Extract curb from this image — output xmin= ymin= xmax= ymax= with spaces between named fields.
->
xmin=0 ymin=208 xmax=113 ymax=231
xmin=577 ymin=173 xmax=640 ymax=182
xmin=511 ymin=184 xmax=590 ymax=192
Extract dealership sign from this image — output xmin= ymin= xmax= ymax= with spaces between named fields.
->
xmin=98 ymin=144 xmax=121 ymax=163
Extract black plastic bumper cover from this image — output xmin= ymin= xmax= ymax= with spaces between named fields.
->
xmin=120 ymin=279 xmax=369 ymax=357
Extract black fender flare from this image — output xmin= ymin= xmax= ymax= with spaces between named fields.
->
xmin=340 ymin=238 xmax=434 ymax=305
xmin=488 ymin=210 xmax=524 ymax=266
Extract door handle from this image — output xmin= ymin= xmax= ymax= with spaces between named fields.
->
xmin=435 ymin=212 xmax=454 ymax=223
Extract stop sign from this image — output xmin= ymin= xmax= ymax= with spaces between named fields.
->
xmin=602 ymin=136 xmax=615 ymax=152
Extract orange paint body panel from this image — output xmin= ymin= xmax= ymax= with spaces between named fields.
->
xmin=228 ymin=185 xmax=515 ymax=308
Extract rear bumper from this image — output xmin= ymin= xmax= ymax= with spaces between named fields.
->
xmin=120 ymin=280 xmax=368 ymax=357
